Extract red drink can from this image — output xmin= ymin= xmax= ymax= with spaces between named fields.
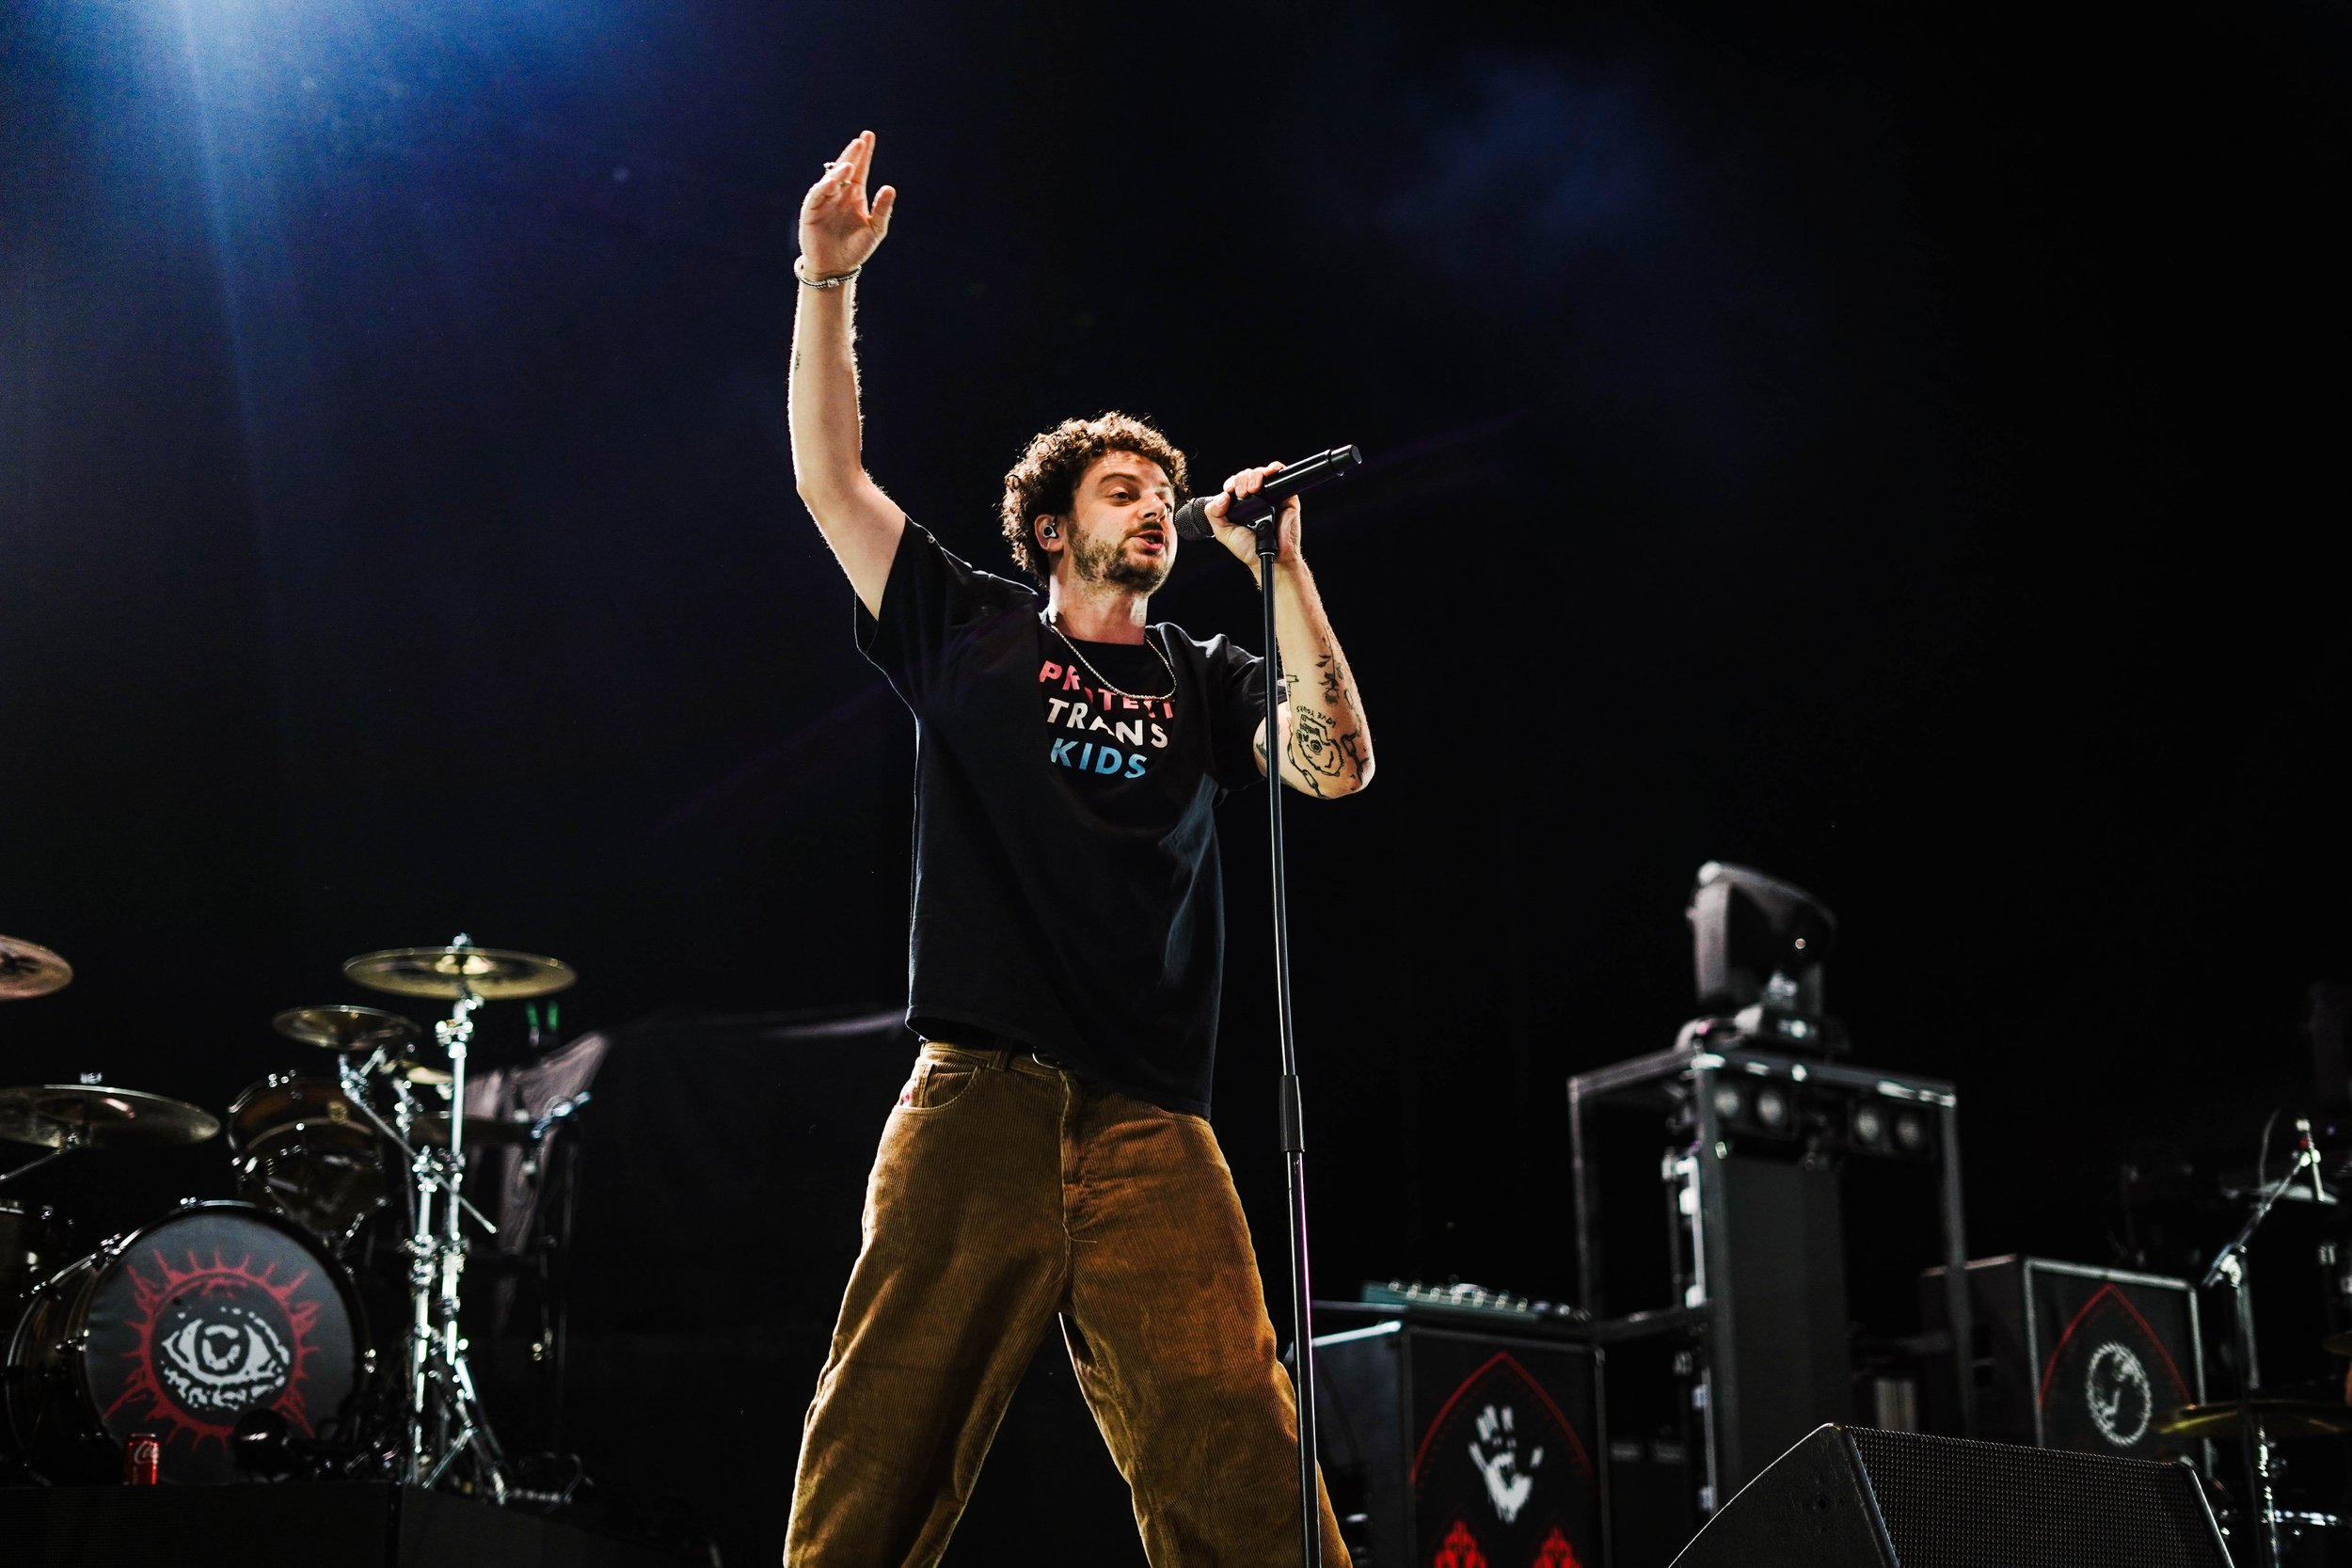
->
xmin=124 ymin=1433 xmax=160 ymax=1485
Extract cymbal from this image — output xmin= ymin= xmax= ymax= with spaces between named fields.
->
xmin=273 ymin=1004 xmax=422 ymax=1054
xmin=0 ymin=1085 xmax=221 ymax=1150
xmin=414 ymin=1113 xmax=539 ymax=1148
xmin=2327 ymin=1330 xmax=2352 ymax=1357
xmin=0 ymin=936 xmax=72 ymax=1000
xmin=2153 ymin=1399 xmax=2352 ymax=1441
xmin=342 ymin=944 xmax=576 ymax=1002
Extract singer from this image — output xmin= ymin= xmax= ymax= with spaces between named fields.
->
xmin=781 ymin=130 xmax=1374 ymax=1565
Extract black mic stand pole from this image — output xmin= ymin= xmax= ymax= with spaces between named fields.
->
xmin=1253 ymin=509 xmax=1324 ymax=1568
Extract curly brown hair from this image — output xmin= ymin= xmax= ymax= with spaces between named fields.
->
xmin=998 ymin=412 xmax=1189 ymax=583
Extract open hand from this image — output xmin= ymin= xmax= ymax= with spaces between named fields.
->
xmin=799 ymin=130 xmax=897 ymax=277
xmin=1206 ymin=461 xmax=1303 ymax=576
xmin=1469 ymin=1402 xmax=1545 ymax=1525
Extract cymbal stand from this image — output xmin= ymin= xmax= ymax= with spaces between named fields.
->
xmin=2199 ymin=1125 xmax=2320 ymax=1568
xmin=332 ymin=984 xmax=510 ymax=1497
xmin=0 ymin=1137 xmax=84 ymax=1188
xmin=414 ymin=979 xmax=510 ymax=1495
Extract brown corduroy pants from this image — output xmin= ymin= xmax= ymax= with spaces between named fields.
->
xmin=783 ymin=1042 xmax=1350 ymax=1567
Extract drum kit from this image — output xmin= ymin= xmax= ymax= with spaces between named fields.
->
xmin=0 ymin=930 xmax=577 ymax=1496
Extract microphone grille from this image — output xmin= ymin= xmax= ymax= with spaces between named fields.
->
xmin=1171 ymin=496 xmax=1219 ymax=541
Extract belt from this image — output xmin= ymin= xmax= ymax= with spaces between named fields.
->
xmin=922 ymin=1039 xmax=1082 ymax=1082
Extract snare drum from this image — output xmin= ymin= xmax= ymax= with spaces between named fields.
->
xmin=3 ymin=1201 xmax=372 ymax=1483
xmin=227 ymin=1073 xmax=388 ymax=1245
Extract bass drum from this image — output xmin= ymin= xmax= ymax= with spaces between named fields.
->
xmin=4 ymin=1201 xmax=372 ymax=1482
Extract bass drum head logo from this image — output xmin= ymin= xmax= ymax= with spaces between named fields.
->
xmin=2085 ymin=1341 xmax=2153 ymax=1448
xmin=82 ymin=1207 xmax=361 ymax=1483
xmin=155 ymin=1295 xmax=295 ymax=1417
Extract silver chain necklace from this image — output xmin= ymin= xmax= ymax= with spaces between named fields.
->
xmin=1043 ymin=612 xmax=1176 ymax=703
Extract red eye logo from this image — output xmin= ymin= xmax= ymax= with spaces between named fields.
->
xmin=105 ymin=1246 xmax=326 ymax=1449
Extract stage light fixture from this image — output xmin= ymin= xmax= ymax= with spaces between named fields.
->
xmin=1851 ymin=1100 xmax=1890 ymax=1153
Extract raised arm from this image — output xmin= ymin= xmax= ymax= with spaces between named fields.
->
xmin=1208 ymin=466 xmax=1376 ymax=800
xmin=790 ymin=129 xmax=904 ymax=617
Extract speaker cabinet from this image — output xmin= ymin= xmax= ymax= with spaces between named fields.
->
xmin=1921 ymin=1256 xmax=2203 ymax=1458
xmin=1314 ymin=1320 xmax=1603 ymax=1568
xmin=1668 ymin=1423 xmax=2228 ymax=1568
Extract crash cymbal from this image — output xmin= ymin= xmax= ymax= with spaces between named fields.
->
xmin=342 ymin=944 xmax=576 ymax=1002
xmin=2153 ymin=1399 xmax=2352 ymax=1442
xmin=272 ymin=1004 xmax=422 ymax=1054
xmin=0 ymin=1085 xmax=221 ymax=1150
xmin=0 ymin=936 xmax=72 ymax=1000
xmin=414 ymin=1113 xmax=538 ymax=1148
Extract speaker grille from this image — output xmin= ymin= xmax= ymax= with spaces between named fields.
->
xmin=1846 ymin=1428 xmax=2224 ymax=1568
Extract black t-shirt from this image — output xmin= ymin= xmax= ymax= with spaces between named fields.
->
xmin=855 ymin=522 xmax=1266 ymax=1116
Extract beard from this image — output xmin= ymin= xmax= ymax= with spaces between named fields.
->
xmin=1070 ymin=531 xmax=1172 ymax=594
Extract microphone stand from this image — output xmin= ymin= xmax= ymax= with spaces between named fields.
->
xmin=2198 ymin=1125 xmax=2321 ymax=1568
xmin=1252 ymin=512 xmax=1324 ymax=1568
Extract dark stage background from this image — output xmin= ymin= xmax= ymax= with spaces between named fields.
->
xmin=4 ymin=0 xmax=2347 ymax=1561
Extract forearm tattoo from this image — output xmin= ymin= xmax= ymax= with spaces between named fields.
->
xmin=1287 ymin=648 xmax=1366 ymax=790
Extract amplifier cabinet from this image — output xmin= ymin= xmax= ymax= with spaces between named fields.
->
xmin=1922 ymin=1255 xmax=2204 ymax=1459
xmin=1314 ymin=1320 xmax=1605 ymax=1568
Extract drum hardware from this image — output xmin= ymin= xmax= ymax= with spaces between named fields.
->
xmin=273 ymin=1003 xmax=423 ymax=1056
xmin=3 ymin=1201 xmax=372 ymax=1484
xmin=0 ymin=1083 xmax=222 ymax=1190
xmin=342 ymin=943 xmax=577 ymax=1003
xmin=416 ymin=1092 xmax=591 ymax=1155
xmin=2200 ymin=1116 xmax=2332 ymax=1568
xmin=0 ymin=1199 xmax=72 ymax=1307
xmin=2155 ymin=1400 xmax=2352 ymax=1442
xmin=342 ymin=935 xmax=572 ymax=1497
xmin=0 ymin=935 xmax=72 ymax=1000
xmin=225 ymin=1073 xmax=390 ymax=1248
xmin=0 ymin=1084 xmax=221 ymax=1151
xmin=274 ymin=1003 xmax=451 ymax=1084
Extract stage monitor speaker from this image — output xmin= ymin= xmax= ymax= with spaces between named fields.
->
xmin=1667 ymin=1423 xmax=2229 ymax=1568
xmin=1920 ymin=1256 xmax=2203 ymax=1458
xmin=1313 ymin=1319 xmax=1602 ymax=1568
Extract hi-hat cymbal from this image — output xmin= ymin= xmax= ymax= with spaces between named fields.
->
xmin=0 ymin=1085 xmax=221 ymax=1150
xmin=2153 ymin=1399 xmax=2352 ymax=1442
xmin=342 ymin=945 xmax=576 ymax=1001
xmin=273 ymin=1004 xmax=422 ymax=1054
xmin=0 ymin=936 xmax=72 ymax=1001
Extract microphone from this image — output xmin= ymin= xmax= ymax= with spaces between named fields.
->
xmin=1171 ymin=445 xmax=1362 ymax=540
